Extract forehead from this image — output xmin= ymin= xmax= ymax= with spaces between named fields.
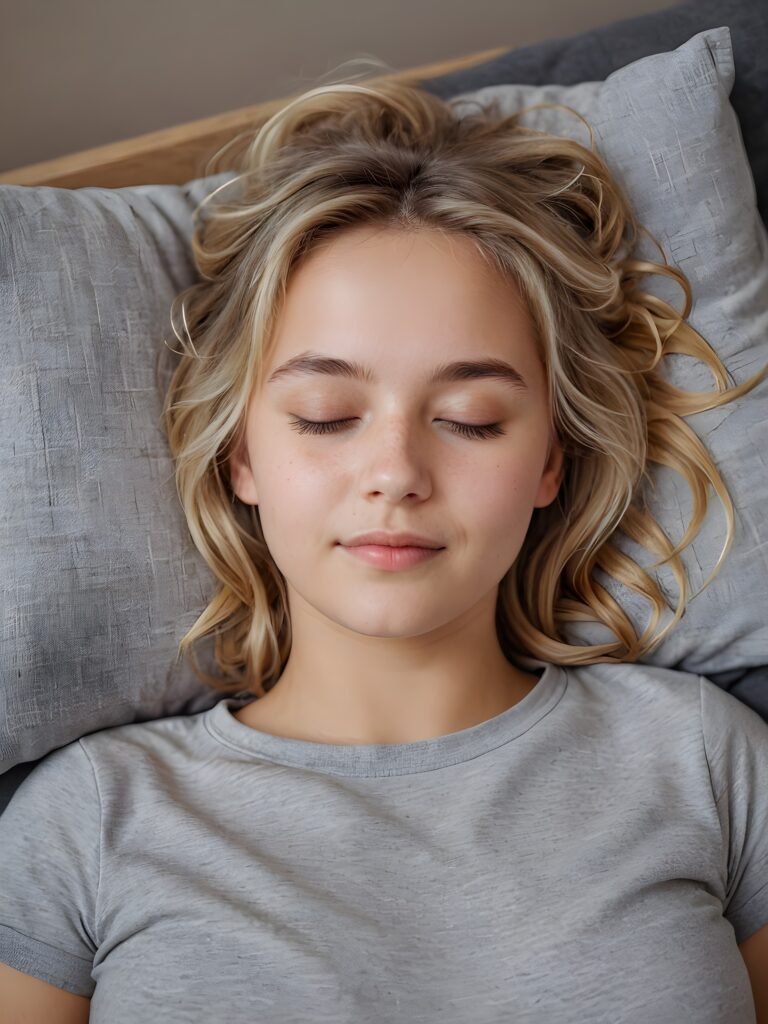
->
xmin=290 ymin=225 xmax=507 ymax=298
xmin=263 ymin=226 xmax=542 ymax=384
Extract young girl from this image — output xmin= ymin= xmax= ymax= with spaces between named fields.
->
xmin=1 ymin=75 xmax=766 ymax=1023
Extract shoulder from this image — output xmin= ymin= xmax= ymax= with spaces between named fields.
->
xmin=2 ymin=737 xmax=99 ymax=823
xmin=562 ymin=661 xmax=768 ymax=744
xmin=76 ymin=703 xmax=214 ymax=774
xmin=561 ymin=660 xmax=703 ymax=726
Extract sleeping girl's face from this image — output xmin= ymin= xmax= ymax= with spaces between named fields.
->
xmin=229 ymin=225 xmax=563 ymax=641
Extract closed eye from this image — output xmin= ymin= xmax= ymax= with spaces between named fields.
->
xmin=287 ymin=416 xmax=506 ymax=440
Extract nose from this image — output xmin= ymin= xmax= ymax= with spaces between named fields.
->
xmin=356 ymin=415 xmax=433 ymax=504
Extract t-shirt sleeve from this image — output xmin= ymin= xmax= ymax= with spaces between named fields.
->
xmin=0 ymin=739 xmax=100 ymax=997
xmin=699 ymin=674 xmax=768 ymax=946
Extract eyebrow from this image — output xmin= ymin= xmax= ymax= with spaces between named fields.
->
xmin=266 ymin=350 xmax=529 ymax=391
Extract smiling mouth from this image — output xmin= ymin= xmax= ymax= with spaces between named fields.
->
xmin=338 ymin=542 xmax=445 ymax=571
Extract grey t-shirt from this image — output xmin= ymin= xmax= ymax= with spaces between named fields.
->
xmin=0 ymin=661 xmax=766 ymax=1023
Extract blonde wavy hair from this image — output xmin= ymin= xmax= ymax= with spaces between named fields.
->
xmin=158 ymin=66 xmax=766 ymax=698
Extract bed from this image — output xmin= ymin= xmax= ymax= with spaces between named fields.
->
xmin=0 ymin=0 xmax=767 ymax=1016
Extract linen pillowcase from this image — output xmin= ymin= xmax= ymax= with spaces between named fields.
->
xmin=417 ymin=0 xmax=768 ymax=229
xmin=1 ymin=25 xmax=765 ymax=780
xmin=447 ymin=25 xmax=768 ymax=682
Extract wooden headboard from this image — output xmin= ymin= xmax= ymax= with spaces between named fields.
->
xmin=0 ymin=46 xmax=508 ymax=190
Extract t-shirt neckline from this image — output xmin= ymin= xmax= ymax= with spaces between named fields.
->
xmin=203 ymin=662 xmax=567 ymax=777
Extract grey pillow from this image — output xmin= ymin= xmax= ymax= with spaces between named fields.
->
xmin=1 ymin=25 xmax=765 ymax=789
xmin=418 ymin=0 xmax=768 ymax=230
xmin=449 ymin=25 xmax=768 ymax=682
xmin=417 ymin=0 xmax=768 ymax=729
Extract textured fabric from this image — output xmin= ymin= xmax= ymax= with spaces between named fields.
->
xmin=0 ymin=173 xmax=236 ymax=776
xmin=1 ymin=24 xmax=766 ymax=785
xmin=448 ymin=26 xmax=768 ymax=686
xmin=418 ymin=0 xmax=768 ymax=229
xmin=0 ymin=661 xmax=765 ymax=1021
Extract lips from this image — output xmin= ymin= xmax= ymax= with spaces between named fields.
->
xmin=340 ymin=530 xmax=444 ymax=549
xmin=340 ymin=543 xmax=445 ymax=571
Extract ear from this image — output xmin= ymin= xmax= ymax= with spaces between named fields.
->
xmin=228 ymin=429 xmax=259 ymax=506
xmin=533 ymin=433 xmax=564 ymax=509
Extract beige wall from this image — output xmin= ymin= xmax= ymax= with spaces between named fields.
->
xmin=1 ymin=0 xmax=676 ymax=173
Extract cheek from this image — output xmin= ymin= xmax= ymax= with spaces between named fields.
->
xmin=254 ymin=446 xmax=338 ymax=554
xmin=254 ymin=425 xmax=327 ymax=503
xmin=458 ymin=449 xmax=545 ymax=540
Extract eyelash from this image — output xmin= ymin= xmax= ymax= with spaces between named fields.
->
xmin=287 ymin=416 xmax=506 ymax=440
